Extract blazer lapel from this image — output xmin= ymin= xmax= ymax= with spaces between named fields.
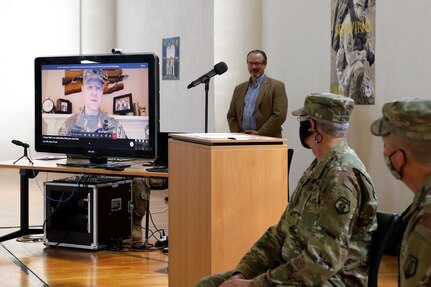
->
xmin=237 ymin=82 xmax=249 ymax=119
xmin=255 ymin=76 xmax=268 ymax=111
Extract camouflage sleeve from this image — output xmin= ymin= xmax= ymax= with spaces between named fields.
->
xmin=234 ymin=209 xmax=288 ymax=279
xmin=401 ymin=203 xmax=431 ymax=286
xmin=58 ymin=122 xmax=67 ymax=136
xmin=253 ymin=169 xmax=362 ymax=286
xmin=58 ymin=115 xmax=75 ymax=136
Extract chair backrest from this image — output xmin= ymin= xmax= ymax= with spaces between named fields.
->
xmin=288 ymin=148 xmax=294 ymax=174
xmin=287 ymin=148 xmax=294 ymax=199
xmin=368 ymin=211 xmax=399 ymax=287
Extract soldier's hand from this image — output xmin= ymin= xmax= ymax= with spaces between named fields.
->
xmin=231 ymin=273 xmax=246 ymax=280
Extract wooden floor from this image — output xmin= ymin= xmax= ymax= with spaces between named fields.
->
xmin=0 ymin=169 xmax=399 ymax=286
xmin=378 ymin=255 xmax=399 ymax=287
xmin=0 ymin=170 xmax=168 ymax=287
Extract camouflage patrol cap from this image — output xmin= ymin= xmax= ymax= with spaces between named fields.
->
xmin=83 ymin=69 xmax=106 ymax=85
xmin=292 ymin=92 xmax=354 ymax=123
xmin=371 ymin=97 xmax=431 ymax=141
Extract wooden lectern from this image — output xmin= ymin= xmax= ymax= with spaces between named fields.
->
xmin=168 ymin=133 xmax=288 ymax=287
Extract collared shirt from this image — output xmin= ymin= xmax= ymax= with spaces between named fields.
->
xmin=242 ymin=75 xmax=265 ymax=131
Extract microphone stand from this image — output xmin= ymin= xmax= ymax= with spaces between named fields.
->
xmin=204 ymin=79 xmax=209 ymax=133
xmin=14 ymin=145 xmax=34 ymax=165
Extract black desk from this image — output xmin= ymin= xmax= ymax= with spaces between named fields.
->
xmin=0 ymin=159 xmax=168 ymax=243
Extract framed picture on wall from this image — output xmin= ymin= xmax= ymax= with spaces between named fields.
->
xmin=162 ymin=36 xmax=180 ymax=80
xmin=113 ymin=93 xmax=133 ymax=115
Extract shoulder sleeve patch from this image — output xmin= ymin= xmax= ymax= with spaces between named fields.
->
xmin=404 ymin=255 xmax=418 ymax=279
xmin=334 ymin=196 xmax=351 ymax=214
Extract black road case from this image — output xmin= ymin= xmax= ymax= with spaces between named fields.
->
xmin=43 ymin=176 xmax=132 ymax=250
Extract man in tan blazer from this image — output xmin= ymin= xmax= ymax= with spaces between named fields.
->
xmin=227 ymin=50 xmax=288 ymax=138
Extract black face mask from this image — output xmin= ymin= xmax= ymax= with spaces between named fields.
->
xmin=299 ymin=120 xmax=312 ymax=149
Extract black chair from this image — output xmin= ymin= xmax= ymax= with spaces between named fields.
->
xmin=368 ymin=211 xmax=399 ymax=287
xmin=288 ymin=148 xmax=294 ymax=174
xmin=287 ymin=149 xmax=294 ymax=199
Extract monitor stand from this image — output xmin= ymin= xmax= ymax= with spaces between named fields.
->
xmin=63 ymin=156 xmax=107 ymax=168
xmin=89 ymin=157 xmax=108 ymax=165
xmin=64 ymin=156 xmax=130 ymax=169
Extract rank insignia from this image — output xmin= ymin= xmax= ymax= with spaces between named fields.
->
xmin=103 ymin=119 xmax=109 ymax=131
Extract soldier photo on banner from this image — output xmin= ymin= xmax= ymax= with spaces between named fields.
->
xmin=330 ymin=0 xmax=376 ymax=105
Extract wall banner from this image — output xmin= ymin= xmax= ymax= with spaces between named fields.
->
xmin=330 ymin=0 xmax=376 ymax=105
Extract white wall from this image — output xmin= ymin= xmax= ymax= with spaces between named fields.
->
xmin=214 ymin=0 xmax=263 ymax=132
xmin=0 ymin=0 xmax=80 ymax=161
xmin=115 ymin=0 xmax=215 ymax=133
xmin=80 ymin=0 xmax=116 ymax=53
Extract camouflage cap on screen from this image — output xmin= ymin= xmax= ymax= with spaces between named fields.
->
xmin=292 ymin=92 xmax=354 ymax=123
xmin=83 ymin=69 xmax=106 ymax=85
xmin=371 ymin=97 xmax=431 ymax=141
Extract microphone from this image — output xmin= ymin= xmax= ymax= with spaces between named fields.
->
xmin=187 ymin=61 xmax=228 ymax=89
xmin=12 ymin=139 xmax=30 ymax=148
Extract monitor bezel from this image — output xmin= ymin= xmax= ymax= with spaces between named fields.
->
xmin=34 ymin=53 xmax=160 ymax=161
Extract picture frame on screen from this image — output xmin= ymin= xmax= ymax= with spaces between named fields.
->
xmin=56 ymin=99 xmax=72 ymax=114
xmin=113 ymin=93 xmax=133 ymax=115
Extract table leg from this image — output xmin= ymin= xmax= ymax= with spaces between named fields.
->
xmin=145 ymin=199 xmax=150 ymax=240
xmin=0 ymin=169 xmax=43 ymax=242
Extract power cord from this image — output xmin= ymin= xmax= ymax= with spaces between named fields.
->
xmin=128 ymin=208 xmax=168 ymax=253
xmin=155 ymin=230 xmax=168 ymax=248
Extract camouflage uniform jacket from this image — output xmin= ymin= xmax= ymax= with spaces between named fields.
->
xmin=235 ymin=140 xmax=377 ymax=286
xmin=400 ymin=174 xmax=431 ymax=286
xmin=58 ymin=109 xmax=127 ymax=138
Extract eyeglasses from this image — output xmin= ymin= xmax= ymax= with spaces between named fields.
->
xmin=247 ymin=61 xmax=265 ymax=67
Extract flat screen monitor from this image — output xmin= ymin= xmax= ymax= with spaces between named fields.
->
xmin=34 ymin=53 xmax=160 ymax=163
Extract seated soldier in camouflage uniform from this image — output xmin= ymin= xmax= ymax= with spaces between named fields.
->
xmin=195 ymin=93 xmax=377 ymax=287
xmin=132 ymin=177 xmax=167 ymax=241
xmin=371 ymin=98 xmax=431 ymax=286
